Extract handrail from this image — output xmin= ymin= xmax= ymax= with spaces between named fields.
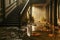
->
xmin=20 ymin=0 xmax=29 ymax=14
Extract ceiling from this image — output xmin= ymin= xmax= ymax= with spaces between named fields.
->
xmin=31 ymin=0 xmax=50 ymax=4
xmin=31 ymin=0 xmax=50 ymax=7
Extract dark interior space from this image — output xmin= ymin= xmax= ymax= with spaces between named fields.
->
xmin=0 ymin=0 xmax=60 ymax=40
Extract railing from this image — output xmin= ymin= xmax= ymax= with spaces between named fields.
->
xmin=20 ymin=0 xmax=30 ymax=15
xmin=18 ymin=0 xmax=30 ymax=27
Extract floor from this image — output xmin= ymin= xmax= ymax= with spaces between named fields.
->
xmin=0 ymin=26 xmax=60 ymax=40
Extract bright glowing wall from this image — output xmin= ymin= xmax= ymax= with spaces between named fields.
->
xmin=32 ymin=6 xmax=46 ymax=23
